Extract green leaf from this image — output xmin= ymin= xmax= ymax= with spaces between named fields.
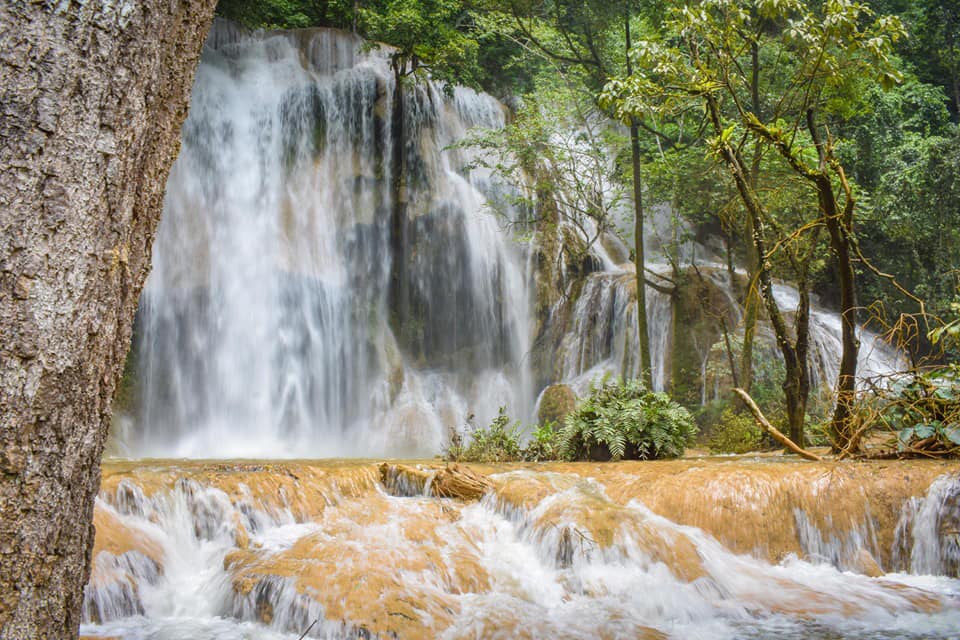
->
xmin=898 ymin=426 xmax=916 ymax=443
xmin=913 ymin=423 xmax=936 ymax=439
xmin=943 ymin=424 xmax=960 ymax=446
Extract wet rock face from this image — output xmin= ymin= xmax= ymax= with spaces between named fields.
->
xmin=0 ymin=2 xmax=216 ymax=637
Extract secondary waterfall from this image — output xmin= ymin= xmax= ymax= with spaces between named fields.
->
xmin=128 ymin=23 xmax=534 ymax=457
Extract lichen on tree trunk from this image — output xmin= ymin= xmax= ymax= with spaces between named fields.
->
xmin=0 ymin=2 xmax=216 ymax=638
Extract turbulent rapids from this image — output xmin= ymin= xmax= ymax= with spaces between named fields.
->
xmin=81 ymin=459 xmax=960 ymax=639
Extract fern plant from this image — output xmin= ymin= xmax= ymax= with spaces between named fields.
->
xmin=558 ymin=378 xmax=696 ymax=461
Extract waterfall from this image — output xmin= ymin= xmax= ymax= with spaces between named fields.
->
xmin=130 ymin=23 xmax=533 ymax=457
xmin=121 ymin=22 xmax=907 ymax=458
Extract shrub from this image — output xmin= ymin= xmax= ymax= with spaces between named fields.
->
xmin=447 ymin=407 xmax=524 ymax=463
xmin=881 ymin=365 xmax=960 ymax=456
xmin=707 ymin=409 xmax=763 ymax=454
xmin=558 ymin=378 xmax=697 ymax=461
xmin=523 ymin=420 xmax=561 ymax=461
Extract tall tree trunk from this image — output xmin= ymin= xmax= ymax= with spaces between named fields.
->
xmin=739 ymin=155 xmax=762 ymax=394
xmin=0 ymin=3 xmax=216 ymax=638
xmin=739 ymin=232 xmax=760 ymax=393
xmin=630 ymin=122 xmax=652 ymax=388
xmin=787 ymin=283 xmax=812 ymax=446
xmin=625 ymin=8 xmax=651 ymax=388
xmin=704 ymin=94 xmax=809 ymax=441
xmin=387 ymin=61 xmax=410 ymax=347
xmin=739 ymin=39 xmax=763 ymax=394
xmin=822 ymin=186 xmax=859 ymax=450
xmin=805 ymin=112 xmax=860 ymax=451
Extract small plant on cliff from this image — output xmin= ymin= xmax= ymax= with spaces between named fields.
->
xmin=447 ymin=408 xmax=524 ymax=463
xmin=558 ymin=378 xmax=696 ymax=461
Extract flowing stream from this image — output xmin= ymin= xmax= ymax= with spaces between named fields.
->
xmin=80 ymin=460 xmax=960 ymax=639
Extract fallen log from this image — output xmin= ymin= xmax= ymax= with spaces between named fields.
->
xmin=733 ymin=388 xmax=822 ymax=462
xmin=431 ymin=464 xmax=493 ymax=501
xmin=378 ymin=462 xmax=492 ymax=501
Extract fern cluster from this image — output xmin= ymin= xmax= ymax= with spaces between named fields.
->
xmin=558 ymin=378 xmax=696 ymax=461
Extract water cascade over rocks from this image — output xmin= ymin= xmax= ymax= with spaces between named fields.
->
xmin=80 ymin=460 xmax=960 ymax=639
xmin=118 ymin=21 xmax=905 ymax=458
xmin=128 ymin=22 xmax=534 ymax=457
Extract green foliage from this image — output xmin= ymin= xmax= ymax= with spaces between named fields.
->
xmin=832 ymin=70 xmax=959 ymax=321
xmin=447 ymin=407 xmax=524 ymax=463
xmin=215 ymin=0 xmax=353 ymax=30
xmin=113 ymin=344 xmax=139 ymax=415
xmin=558 ymin=378 xmax=696 ymax=461
xmin=360 ymin=0 xmax=481 ymax=87
xmin=523 ymin=420 xmax=562 ymax=461
xmin=457 ymin=72 xmax=629 ymax=247
xmin=871 ymin=0 xmax=959 ymax=118
xmin=929 ymin=301 xmax=960 ymax=350
xmin=880 ymin=365 xmax=960 ymax=455
xmin=707 ymin=409 xmax=763 ymax=454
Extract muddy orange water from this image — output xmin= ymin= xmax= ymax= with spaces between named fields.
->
xmin=81 ymin=457 xmax=960 ymax=639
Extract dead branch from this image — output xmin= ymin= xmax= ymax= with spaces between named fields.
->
xmin=432 ymin=464 xmax=494 ymax=501
xmin=733 ymin=388 xmax=822 ymax=461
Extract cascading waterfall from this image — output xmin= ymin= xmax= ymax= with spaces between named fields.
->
xmin=128 ymin=22 xmax=533 ymax=457
xmin=120 ymin=21 xmax=904 ymax=459
xmin=80 ymin=461 xmax=960 ymax=639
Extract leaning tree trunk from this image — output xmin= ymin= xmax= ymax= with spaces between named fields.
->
xmin=0 ymin=3 xmax=216 ymax=638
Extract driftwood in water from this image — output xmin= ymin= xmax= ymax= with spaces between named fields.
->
xmin=432 ymin=464 xmax=493 ymax=500
xmin=379 ymin=462 xmax=431 ymax=496
xmin=733 ymin=388 xmax=822 ymax=461
xmin=379 ymin=462 xmax=492 ymax=501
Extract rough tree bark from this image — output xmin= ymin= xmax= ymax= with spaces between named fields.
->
xmin=0 ymin=3 xmax=216 ymax=638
